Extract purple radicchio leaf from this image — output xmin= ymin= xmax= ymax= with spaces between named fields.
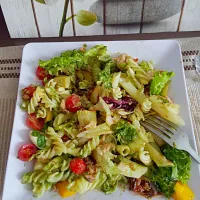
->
xmin=103 ymin=96 xmax=138 ymax=112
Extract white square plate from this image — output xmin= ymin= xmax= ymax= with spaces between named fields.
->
xmin=3 ymin=40 xmax=200 ymax=200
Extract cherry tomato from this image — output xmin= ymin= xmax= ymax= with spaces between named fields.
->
xmin=70 ymin=158 xmax=86 ymax=175
xmin=26 ymin=113 xmax=44 ymax=131
xmin=36 ymin=66 xmax=52 ymax=80
xmin=18 ymin=144 xmax=37 ymax=161
xmin=22 ymin=85 xmax=36 ymax=100
xmin=65 ymin=94 xmax=82 ymax=113
xmin=61 ymin=135 xmax=69 ymax=142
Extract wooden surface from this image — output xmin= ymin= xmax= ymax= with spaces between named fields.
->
xmin=180 ymin=0 xmax=200 ymax=31
xmin=1 ymin=0 xmax=39 ymax=38
xmin=1 ymin=0 xmax=200 ymax=38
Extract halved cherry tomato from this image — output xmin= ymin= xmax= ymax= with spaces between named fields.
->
xmin=26 ymin=113 xmax=44 ymax=131
xmin=18 ymin=144 xmax=37 ymax=161
xmin=65 ymin=94 xmax=82 ymax=113
xmin=36 ymin=66 xmax=52 ymax=80
xmin=70 ymin=158 xmax=86 ymax=175
xmin=22 ymin=85 xmax=36 ymax=100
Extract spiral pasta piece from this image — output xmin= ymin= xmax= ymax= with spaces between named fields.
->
xmin=28 ymin=87 xmax=44 ymax=114
xmin=22 ymin=171 xmax=48 ymax=184
xmin=112 ymin=87 xmax=122 ymax=100
xmin=127 ymin=67 xmax=143 ymax=90
xmin=36 ymin=106 xmax=47 ymax=118
xmin=65 ymin=139 xmax=81 ymax=156
xmin=39 ymin=127 xmax=81 ymax=158
xmin=60 ymin=170 xmax=73 ymax=181
xmin=139 ymin=150 xmax=152 ymax=166
xmin=79 ymin=136 xmax=100 ymax=158
xmin=130 ymin=63 xmax=152 ymax=84
xmin=56 ymin=87 xmax=71 ymax=98
xmin=41 ymin=93 xmax=58 ymax=110
xmin=141 ymin=98 xmax=152 ymax=113
xmin=53 ymin=113 xmax=69 ymax=128
xmin=47 ymin=171 xmax=64 ymax=183
xmin=32 ymin=182 xmax=46 ymax=198
xmin=34 ymin=148 xmax=57 ymax=160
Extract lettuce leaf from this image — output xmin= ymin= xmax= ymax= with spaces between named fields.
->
xmin=85 ymin=44 xmax=107 ymax=57
xmin=150 ymin=71 xmax=175 ymax=95
xmin=101 ymin=174 xmax=121 ymax=194
xmin=39 ymin=45 xmax=108 ymax=76
xmin=162 ymin=145 xmax=191 ymax=183
xmin=113 ymin=120 xmax=137 ymax=144
xmin=148 ymin=144 xmax=191 ymax=198
xmin=39 ymin=49 xmax=86 ymax=75
xmin=98 ymin=61 xmax=116 ymax=89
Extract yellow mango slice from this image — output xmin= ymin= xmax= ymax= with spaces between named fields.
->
xmin=173 ymin=181 xmax=195 ymax=200
xmin=44 ymin=110 xmax=53 ymax=123
xmin=56 ymin=181 xmax=75 ymax=198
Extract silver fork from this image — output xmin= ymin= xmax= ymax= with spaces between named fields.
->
xmin=141 ymin=115 xmax=200 ymax=163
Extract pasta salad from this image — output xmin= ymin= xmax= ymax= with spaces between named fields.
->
xmin=19 ymin=45 xmax=193 ymax=199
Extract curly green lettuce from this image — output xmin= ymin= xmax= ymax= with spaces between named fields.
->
xmin=98 ymin=61 xmax=117 ymax=88
xmin=39 ymin=49 xmax=86 ymax=75
xmin=162 ymin=144 xmax=191 ymax=183
xmin=150 ymin=71 xmax=175 ymax=95
xmin=39 ymin=45 xmax=108 ymax=76
xmin=148 ymin=144 xmax=191 ymax=198
xmin=113 ymin=120 xmax=137 ymax=144
xmin=101 ymin=174 xmax=121 ymax=194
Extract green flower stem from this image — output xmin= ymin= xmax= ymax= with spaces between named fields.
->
xmin=59 ymin=0 xmax=70 ymax=37
xmin=66 ymin=15 xmax=76 ymax=23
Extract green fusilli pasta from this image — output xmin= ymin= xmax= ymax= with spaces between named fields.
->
xmin=36 ymin=106 xmax=47 ymax=118
xmin=32 ymin=181 xmax=53 ymax=197
xmin=28 ymin=87 xmax=44 ymax=114
xmin=79 ymin=136 xmax=100 ymax=158
xmin=22 ymin=156 xmax=73 ymax=197
xmin=41 ymin=93 xmax=58 ymax=111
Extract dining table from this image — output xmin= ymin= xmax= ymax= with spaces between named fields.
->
xmin=0 ymin=35 xmax=200 ymax=200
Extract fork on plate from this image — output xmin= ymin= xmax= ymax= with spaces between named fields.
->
xmin=141 ymin=115 xmax=200 ymax=163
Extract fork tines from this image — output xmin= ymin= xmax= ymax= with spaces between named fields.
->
xmin=141 ymin=115 xmax=178 ymax=139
